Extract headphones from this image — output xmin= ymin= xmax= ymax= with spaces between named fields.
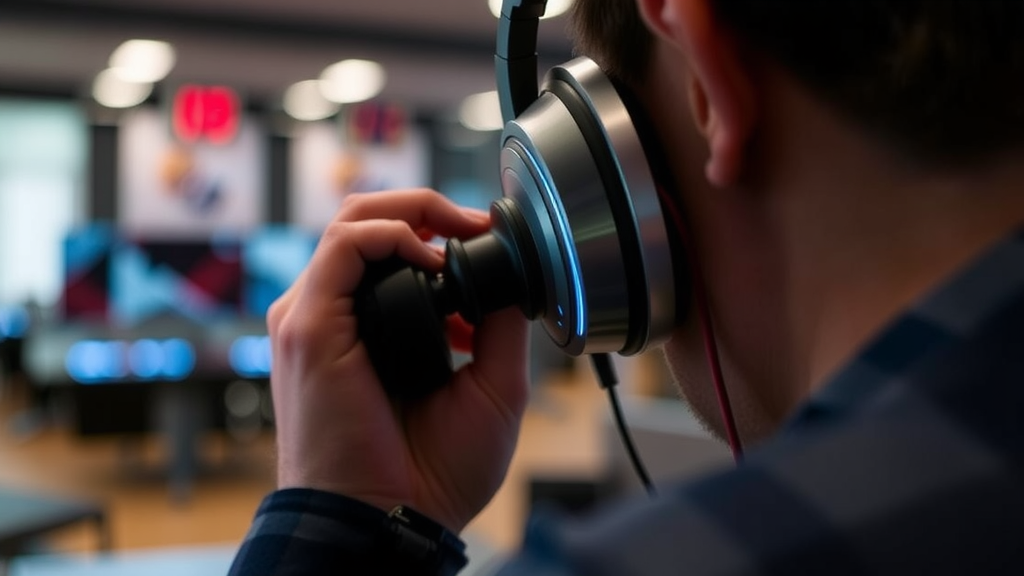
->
xmin=355 ymin=0 xmax=683 ymax=403
xmin=495 ymin=0 xmax=678 ymax=357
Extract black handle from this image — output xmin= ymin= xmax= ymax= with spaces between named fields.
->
xmin=354 ymin=258 xmax=455 ymax=402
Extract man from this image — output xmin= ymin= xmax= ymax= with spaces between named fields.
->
xmin=231 ymin=0 xmax=1024 ymax=573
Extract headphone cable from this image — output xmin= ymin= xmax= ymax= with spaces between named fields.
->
xmin=591 ymin=353 xmax=657 ymax=497
xmin=655 ymin=185 xmax=744 ymax=462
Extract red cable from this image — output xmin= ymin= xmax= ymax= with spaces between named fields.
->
xmin=656 ymin=184 xmax=744 ymax=462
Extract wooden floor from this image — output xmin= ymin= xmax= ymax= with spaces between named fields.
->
xmin=0 ymin=367 xmax=613 ymax=558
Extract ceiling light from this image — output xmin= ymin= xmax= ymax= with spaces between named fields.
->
xmin=92 ymin=69 xmax=153 ymax=109
xmin=319 ymin=59 xmax=386 ymax=104
xmin=283 ymin=80 xmax=341 ymax=121
xmin=109 ymin=39 xmax=177 ymax=83
xmin=459 ymin=90 xmax=505 ymax=132
xmin=488 ymin=0 xmax=573 ymax=19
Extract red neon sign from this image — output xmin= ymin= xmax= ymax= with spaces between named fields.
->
xmin=172 ymin=85 xmax=240 ymax=145
xmin=349 ymin=102 xmax=406 ymax=146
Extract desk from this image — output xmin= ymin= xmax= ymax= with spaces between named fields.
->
xmin=8 ymin=545 xmax=233 ymax=576
xmin=8 ymin=536 xmax=501 ymax=576
xmin=0 ymin=489 xmax=108 ymax=576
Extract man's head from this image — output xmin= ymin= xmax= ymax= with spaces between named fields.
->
xmin=569 ymin=0 xmax=1024 ymax=442
xmin=573 ymin=0 xmax=1024 ymax=166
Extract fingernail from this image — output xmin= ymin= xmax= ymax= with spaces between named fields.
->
xmin=465 ymin=209 xmax=490 ymax=223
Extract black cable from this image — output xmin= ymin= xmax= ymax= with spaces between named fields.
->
xmin=590 ymin=354 xmax=657 ymax=498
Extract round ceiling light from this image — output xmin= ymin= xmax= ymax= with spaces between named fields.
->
xmin=283 ymin=80 xmax=341 ymax=121
xmin=459 ymin=90 xmax=504 ymax=132
xmin=319 ymin=59 xmax=387 ymax=104
xmin=488 ymin=0 xmax=573 ymax=19
xmin=92 ymin=69 xmax=153 ymax=109
xmin=109 ymin=39 xmax=177 ymax=83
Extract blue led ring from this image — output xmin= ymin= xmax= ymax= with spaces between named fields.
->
xmin=518 ymin=144 xmax=587 ymax=338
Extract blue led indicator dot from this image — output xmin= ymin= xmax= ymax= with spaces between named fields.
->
xmin=161 ymin=339 xmax=196 ymax=380
xmin=67 ymin=338 xmax=195 ymax=383
xmin=257 ymin=336 xmax=272 ymax=374
xmin=128 ymin=339 xmax=164 ymax=380
xmin=66 ymin=340 xmax=128 ymax=384
xmin=230 ymin=336 xmax=273 ymax=378
xmin=65 ymin=341 xmax=100 ymax=383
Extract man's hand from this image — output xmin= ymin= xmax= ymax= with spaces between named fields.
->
xmin=268 ymin=189 xmax=530 ymax=533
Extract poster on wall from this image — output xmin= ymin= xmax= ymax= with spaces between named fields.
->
xmin=119 ymin=103 xmax=264 ymax=236
xmin=290 ymin=114 xmax=430 ymax=231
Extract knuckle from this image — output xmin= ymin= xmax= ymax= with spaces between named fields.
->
xmin=423 ymin=189 xmax=449 ymax=209
xmin=272 ymin=321 xmax=301 ymax=357
xmin=271 ymin=311 xmax=313 ymax=358
xmin=319 ymin=220 xmax=352 ymax=246
xmin=384 ymin=219 xmax=410 ymax=236
xmin=266 ymin=299 xmax=286 ymax=332
xmin=338 ymin=193 xmax=368 ymax=220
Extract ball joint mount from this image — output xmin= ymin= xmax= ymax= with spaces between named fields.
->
xmin=354 ymin=198 xmax=543 ymax=402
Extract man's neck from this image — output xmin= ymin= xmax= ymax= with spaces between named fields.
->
xmin=753 ymin=69 xmax=1024 ymax=398
xmin=787 ymin=152 xmax=1024 ymax=395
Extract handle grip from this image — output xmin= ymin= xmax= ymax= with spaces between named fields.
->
xmin=354 ymin=258 xmax=455 ymax=402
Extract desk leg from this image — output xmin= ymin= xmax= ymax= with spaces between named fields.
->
xmin=93 ymin=511 xmax=112 ymax=553
xmin=155 ymin=384 xmax=210 ymax=504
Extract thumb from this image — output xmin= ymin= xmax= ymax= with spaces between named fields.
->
xmin=462 ymin=307 xmax=531 ymax=419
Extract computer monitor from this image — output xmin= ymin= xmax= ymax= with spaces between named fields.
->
xmin=110 ymin=237 xmax=243 ymax=326
xmin=62 ymin=225 xmax=116 ymax=321
xmin=242 ymin=227 xmax=317 ymax=318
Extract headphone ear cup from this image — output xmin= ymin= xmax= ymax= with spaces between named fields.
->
xmin=498 ymin=58 xmax=678 ymax=356
xmin=543 ymin=73 xmax=658 ymax=354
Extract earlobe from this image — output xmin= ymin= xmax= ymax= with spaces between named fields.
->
xmin=637 ymin=0 xmax=757 ymax=188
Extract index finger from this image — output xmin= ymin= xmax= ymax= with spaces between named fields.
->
xmin=338 ymin=190 xmax=490 ymax=240
xmin=304 ymin=219 xmax=444 ymax=301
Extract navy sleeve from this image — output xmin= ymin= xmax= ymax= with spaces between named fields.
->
xmin=228 ymin=488 xmax=467 ymax=576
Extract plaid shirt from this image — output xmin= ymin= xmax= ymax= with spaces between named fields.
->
xmin=231 ymin=229 xmax=1024 ymax=575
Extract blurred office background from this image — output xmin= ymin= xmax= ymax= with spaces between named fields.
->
xmin=0 ymin=1 xmax=729 ymax=574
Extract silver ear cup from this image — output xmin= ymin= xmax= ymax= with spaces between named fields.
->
xmin=498 ymin=57 xmax=677 ymax=356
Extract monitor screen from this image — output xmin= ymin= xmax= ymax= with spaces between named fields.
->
xmin=242 ymin=227 xmax=317 ymax=318
xmin=62 ymin=225 xmax=115 ymax=321
xmin=110 ymin=237 xmax=243 ymax=326
xmin=0 ymin=304 xmax=29 ymax=341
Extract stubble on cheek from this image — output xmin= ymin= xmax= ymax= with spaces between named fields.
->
xmin=660 ymin=336 xmax=727 ymax=443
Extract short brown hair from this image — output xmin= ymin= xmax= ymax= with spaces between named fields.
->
xmin=569 ymin=0 xmax=654 ymax=86
xmin=570 ymin=0 xmax=1024 ymax=166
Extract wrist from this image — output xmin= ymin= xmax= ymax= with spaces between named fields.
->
xmin=277 ymin=472 xmax=467 ymax=534
xmin=277 ymin=467 xmax=405 ymax=516
xmin=262 ymin=488 xmax=468 ymax=576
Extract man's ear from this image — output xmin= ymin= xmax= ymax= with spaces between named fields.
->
xmin=636 ymin=0 xmax=757 ymax=188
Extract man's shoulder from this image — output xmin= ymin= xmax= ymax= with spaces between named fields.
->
xmin=504 ymin=394 xmax=1024 ymax=576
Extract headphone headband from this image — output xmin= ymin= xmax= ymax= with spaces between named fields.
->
xmin=496 ymin=0 xmax=548 ymax=122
